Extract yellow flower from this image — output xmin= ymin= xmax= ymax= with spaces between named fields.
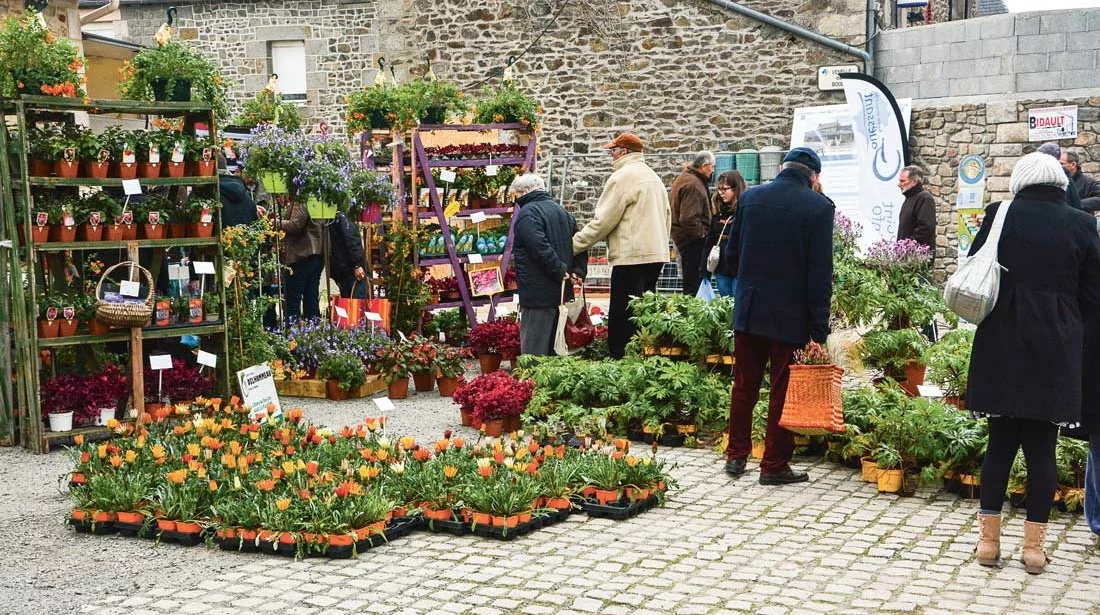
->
xmin=166 ymin=469 xmax=187 ymax=484
xmin=125 ymin=450 xmax=137 ymax=464
xmin=442 ymin=465 xmax=458 ymax=479
xmin=282 ymin=461 xmax=296 ymax=476
xmin=276 ymin=498 xmax=290 ymax=511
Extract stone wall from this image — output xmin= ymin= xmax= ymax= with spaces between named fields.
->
xmin=908 ymin=95 xmax=1100 ymax=282
xmin=117 ymin=0 xmax=874 ymax=216
xmin=876 ymin=9 xmax=1100 ymax=100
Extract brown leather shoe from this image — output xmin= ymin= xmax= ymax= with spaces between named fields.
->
xmin=724 ymin=458 xmax=747 ymax=476
xmin=759 ymin=469 xmax=809 ymax=485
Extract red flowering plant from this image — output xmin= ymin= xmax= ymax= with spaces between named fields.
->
xmin=437 ymin=345 xmax=473 ymax=379
xmin=155 ymin=359 xmax=215 ymax=404
xmin=41 ymin=374 xmax=88 ymax=423
xmin=426 ymin=276 xmax=459 ymax=296
xmin=376 ymin=337 xmax=419 ymax=383
xmin=452 ymin=371 xmax=533 ymax=425
xmin=406 ymin=336 xmax=443 ymax=376
xmin=84 ymin=363 xmax=129 ymax=415
xmin=468 ymin=318 xmax=520 ymax=356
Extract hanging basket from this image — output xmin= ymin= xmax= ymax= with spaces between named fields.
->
xmin=779 ymin=363 xmax=845 ymax=435
xmin=94 ymin=261 xmax=154 ymax=328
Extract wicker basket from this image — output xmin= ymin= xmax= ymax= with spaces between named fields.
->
xmin=779 ymin=363 xmax=845 ymax=435
xmin=95 ymin=261 xmax=154 ymax=328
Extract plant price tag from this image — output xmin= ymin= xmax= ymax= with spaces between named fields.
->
xmin=591 ymin=314 xmax=605 ymax=325
xmin=122 ymin=179 xmax=142 ymax=196
xmin=365 ymin=312 xmax=382 ymax=322
xmin=373 ymin=397 xmax=396 ymax=413
xmin=439 ymin=170 xmax=457 ymax=183
xmin=470 ymin=211 xmax=487 ymax=224
xmin=334 ymin=305 xmax=348 ymax=319
xmin=485 ymin=165 xmax=499 ymax=177
xmin=193 ymin=261 xmax=216 ymax=275
xmin=197 ymin=350 xmax=217 ymax=368
xmin=916 ymin=384 xmax=943 ymax=398
xmin=120 ymin=280 xmax=140 ymax=297
xmin=149 ymin=355 xmax=173 ymax=370
xmin=168 ymin=264 xmax=188 ymax=281
xmin=467 ymin=253 xmax=483 ymax=264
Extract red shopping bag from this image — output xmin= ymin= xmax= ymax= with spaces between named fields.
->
xmin=331 ymin=281 xmax=367 ymax=329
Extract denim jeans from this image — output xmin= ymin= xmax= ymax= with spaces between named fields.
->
xmin=714 ymin=274 xmax=737 ymax=298
xmin=285 ymin=254 xmax=323 ymax=323
xmin=1087 ymin=434 xmax=1100 ymax=535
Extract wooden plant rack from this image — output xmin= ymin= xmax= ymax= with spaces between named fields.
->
xmin=274 ymin=375 xmax=386 ymax=399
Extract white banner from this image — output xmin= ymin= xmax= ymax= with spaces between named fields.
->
xmin=1028 ymin=105 xmax=1077 ymax=141
xmin=842 ymin=75 xmax=912 ymax=250
xmin=790 ymin=98 xmax=910 ymax=251
xmin=237 ymin=363 xmax=282 ymax=420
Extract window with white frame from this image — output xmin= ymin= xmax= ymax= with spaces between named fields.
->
xmin=270 ymin=41 xmax=307 ymax=102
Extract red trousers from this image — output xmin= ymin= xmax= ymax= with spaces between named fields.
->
xmin=725 ymin=331 xmax=798 ymax=474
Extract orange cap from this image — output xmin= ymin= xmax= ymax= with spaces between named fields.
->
xmin=604 ymin=133 xmax=644 ymax=152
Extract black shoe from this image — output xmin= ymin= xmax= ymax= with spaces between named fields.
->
xmin=724 ymin=458 xmax=747 ymax=476
xmin=759 ymin=469 xmax=809 ymax=485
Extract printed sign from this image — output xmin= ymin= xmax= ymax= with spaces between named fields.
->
xmin=62 ymin=306 xmax=75 ymax=321
xmin=45 ymin=306 xmax=58 ymax=321
xmin=148 ymin=143 xmax=160 ymax=165
xmin=35 ymin=212 xmax=47 ymax=227
xmin=468 ymin=265 xmax=503 ymax=297
xmin=171 ymin=141 xmax=185 ymax=163
xmin=120 ymin=280 xmax=141 ymax=297
xmin=467 ymin=253 xmax=484 ymax=264
xmin=122 ymin=210 xmax=134 ymax=225
xmin=956 ymin=154 xmax=988 ymax=263
xmin=1029 ymin=105 xmax=1077 ymax=141
xmin=200 ymin=208 xmax=213 ymax=224
xmin=88 ymin=211 xmax=101 ymax=226
xmin=237 ymin=363 xmax=282 ymax=419
xmin=122 ymin=143 xmax=135 ymax=164
xmin=148 ymin=211 xmax=160 ymax=225
xmin=439 ymin=169 xmax=457 ymax=183
xmin=818 ymin=65 xmax=860 ymax=91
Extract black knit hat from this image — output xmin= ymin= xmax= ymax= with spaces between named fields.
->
xmin=782 ymin=147 xmax=822 ymax=173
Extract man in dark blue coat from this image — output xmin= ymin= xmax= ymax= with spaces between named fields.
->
xmin=511 ymin=173 xmax=588 ymax=356
xmin=722 ymin=147 xmax=834 ymax=484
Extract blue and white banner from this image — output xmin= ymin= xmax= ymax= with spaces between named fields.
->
xmin=841 ymin=74 xmax=912 ymax=249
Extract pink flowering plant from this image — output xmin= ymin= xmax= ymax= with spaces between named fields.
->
xmin=864 ymin=238 xmax=931 ymax=271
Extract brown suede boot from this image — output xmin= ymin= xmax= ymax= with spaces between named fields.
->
xmin=976 ymin=513 xmax=1001 ymax=567
xmin=1021 ymin=521 xmax=1051 ymax=574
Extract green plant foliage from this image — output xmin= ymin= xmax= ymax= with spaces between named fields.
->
xmin=921 ymin=329 xmax=975 ymax=398
xmin=0 ymin=11 xmax=85 ymax=99
xmin=627 ymin=292 xmax=734 ymax=361
xmin=234 ymin=89 xmax=303 ymax=131
xmin=382 ymin=223 xmax=432 ymax=336
xmin=318 ymin=354 xmax=367 ymax=391
xmin=860 ymin=328 xmax=927 ymax=380
xmin=472 ymin=81 xmax=541 ymax=127
xmin=117 ymin=33 xmax=229 ymax=120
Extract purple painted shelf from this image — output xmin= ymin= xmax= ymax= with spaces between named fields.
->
xmin=419 ymin=253 xmax=506 ymax=267
xmin=417 ymin=206 xmax=514 ymax=220
xmin=426 ymin=289 xmax=517 ymax=311
xmin=424 ymin=157 xmax=527 ymax=168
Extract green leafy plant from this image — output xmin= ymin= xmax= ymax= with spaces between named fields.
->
xmin=472 ymin=81 xmax=541 ymax=127
xmin=0 ymin=11 xmax=85 ymax=99
xmin=117 ymin=27 xmax=229 ymax=120
xmin=344 ymin=83 xmax=396 ymax=133
xmin=860 ymin=328 xmax=927 ymax=380
xmin=318 ymin=354 xmax=367 ymax=391
xmin=921 ymin=329 xmax=974 ymax=398
xmin=382 ymin=223 xmax=432 ymax=335
xmin=234 ymin=88 xmax=303 ymax=131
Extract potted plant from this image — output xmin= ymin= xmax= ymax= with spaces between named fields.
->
xmin=47 ymin=126 xmax=82 ymax=179
xmin=405 ymin=337 xmax=442 ymax=392
xmin=77 ymin=192 xmax=118 ymax=242
xmin=203 ymin=292 xmax=221 ymax=322
xmin=348 ymin=167 xmax=398 ymax=224
xmin=117 ymin=24 xmax=229 ymax=119
xmin=41 ymin=374 xmax=83 ymax=432
xmin=318 ymin=354 xmax=366 ymax=401
xmin=37 ymin=294 xmax=62 ymax=339
xmin=468 ymin=320 xmax=504 ymax=372
xmin=921 ymin=329 xmax=974 ymax=408
xmin=188 ymin=197 xmax=219 ymax=238
xmin=57 ymin=294 xmax=80 ymax=337
xmin=452 ymin=371 xmax=533 ymax=436
xmin=185 ymin=134 xmax=217 ymax=177
xmin=344 ymin=82 xmax=396 ymax=133
xmin=85 ymin=363 xmax=128 ymax=427
xmin=157 ymin=128 xmax=189 ymax=178
xmin=295 ymin=135 xmax=353 ymax=215
xmin=77 ymin=129 xmax=111 ymax=179
xmin=47 ymin=198 xmax=77 ymax=242
xmin=234 ymin=88 xmax=303 ymax=132
xmin=101 ymin=126 xmax=139 ymax=179
xmin=132 ymin=130 xmax=161 ymax=179
xmin=472 ymin=81 xmax=541 ymax=128
xmin=239 ymin=124 xmax=309 ymax=195
xmin=0 ymin=12 xmax=86 ymax=100
xmin=172 ymin=295 xmax=190 ymax=324
xmin=136 ymin=196 xmax=171 ymax=240
xmin=436 ymin=346 xmax=471 ymax=398
xmin=434 ymin=308 xmax=469 ymax=345
xmin=160 ymin=358 xmax=214 ymax=404
xmin=393 ymin=79 xmax=468 ymax=127
xmin=860 ymin=328 xmax=928 ymax=395
xmin=376 ymin=337 xmax=416 ymax=399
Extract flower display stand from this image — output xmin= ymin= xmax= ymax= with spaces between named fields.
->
xmin=274 ymin=375 xmax=386 ymax=400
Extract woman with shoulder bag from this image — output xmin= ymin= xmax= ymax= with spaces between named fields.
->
xmin=700 ymin=170 xmax=746 ymax=297
xmin=278 ymin=200 xmax=324 ymax=323
xmin=967 ymin=152 xmax=1100 ymax=574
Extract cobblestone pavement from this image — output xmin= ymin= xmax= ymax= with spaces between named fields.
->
xmin=8 ymin=389 xmax=1099 ymax=615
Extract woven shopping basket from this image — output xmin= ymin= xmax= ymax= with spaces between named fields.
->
xmin=95 ymin=261 xmax=154 ymax=327
xmin=779 ymin=363 xmax=845 ymax=435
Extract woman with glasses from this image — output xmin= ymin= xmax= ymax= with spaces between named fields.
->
xmin=702 ymin=170 xmax=746 ymax=297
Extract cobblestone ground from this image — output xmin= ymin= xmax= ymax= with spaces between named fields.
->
xmin=8 ymin=388 xmax=1099 ymax=615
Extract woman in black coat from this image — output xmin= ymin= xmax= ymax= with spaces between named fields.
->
xmin=967 ymin=152 xmax=1100 ymax=574
xmin=699 ymin=170 xmax=745 ymax=297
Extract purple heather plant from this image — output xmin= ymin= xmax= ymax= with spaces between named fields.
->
xmin=864 ymin=238 xmax=931 ymax=271
xmin=833 ymin=211 xmax=862 ymax=249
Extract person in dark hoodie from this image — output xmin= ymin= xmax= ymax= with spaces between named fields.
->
xmin=510 ymin=173 xmax=588 ymax=356
xmin=896 ymin=165 xmax=937 ymax=261
xmin=1060 ymin=149 xmax=1100 ymax=212
xmin=328 ymin=209 xmax=368 ymax=299
xmin=217 ymin=154 xmax=263 ymax=227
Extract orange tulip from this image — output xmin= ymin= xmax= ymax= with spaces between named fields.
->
xmin=74 ymin=434 xmax=84 ymax=446
xmin=109 ymin=455 xmax=123 ymax=468
xmin=166 ymin=469 xmax=187 ymax=484
xmin=256 ymin=479 xmax=276 ymax=492
xmin=306 ymin=461 xmax=319 ymax=477
xmin=276 ymin=498 xmax=290 ymax=511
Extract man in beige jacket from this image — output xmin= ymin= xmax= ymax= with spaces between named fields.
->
xmin=573 ymin=133 xmax=672 ymax=358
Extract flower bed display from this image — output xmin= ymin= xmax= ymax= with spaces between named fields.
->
xmin=65 ymin=401 xmax=677 ymax=556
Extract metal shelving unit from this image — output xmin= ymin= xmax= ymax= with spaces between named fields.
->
xmin=0 ymin=96 xmax=230 ymax=452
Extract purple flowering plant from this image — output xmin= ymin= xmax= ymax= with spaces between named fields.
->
xmin=833 ymin=211 xmax=861 ymax=254
xmin=294 ymin=134 xmax=355 ymax=210
xmin=864 ymin=238 xmax=931 ymax=271
xmin=239 ymin=123 xmax=310 ymax=184
xmin=272 ymin=319 xmax=388 ymax=373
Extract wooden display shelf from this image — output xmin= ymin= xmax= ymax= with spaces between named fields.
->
xmin=19 ymin=176 xmax=216 ymax=188
xmin=425 ymin=289 xmax=516 ymax=311
xmin=40 ymin=424 xmax=117 ymax=452
xmin=11 ymin=95 xmax=212 ymax=115
xmin=423 ymin=157 xmax=527 ymax=168
xmin=38 ymin=322 xmax=224 ymax=348
xmin=417 ymin=207 xmax=513 ymax=220
xmin=275 ymin=374 xmax=386 ymax=399
xmin=419 ymin=253 xmax=505 ymax=267
xmin=32 ymin=237 xmax=218 ymax=252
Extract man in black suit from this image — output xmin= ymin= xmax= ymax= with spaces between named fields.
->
xmin=722 ymin=147 xmax=834 ymax=485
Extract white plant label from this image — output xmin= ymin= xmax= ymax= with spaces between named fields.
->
xmin=467 ymin=253 xmax=483 ymax=264
xmin=439 ymin=170 xmax=457 ymax=183
xmin=120 ymin=280 xmax=140 ymax=297
xmin=373 ymin=397 xmax=396 ymax=412
xmin=485 ymin=165 xmax=499 ymax=177
xmin=334 ymin=305 xmax=349 ymax=319
xmin=193 ymin=261 xmax=216 ymax=275
xmin=197 ymin=350 xmax=218 ymax=368
xmin=149 ymin=355 xmax=173 ymax=370
xmin=917 ymin=384 xmax=944 ymax=398
xmin=470 ymin=211 xmax=487 ymax=224
xmin=365 ymin=312 xmax=382 ymax=322
xmin=122 ymin=179 xmax=141 ymax=195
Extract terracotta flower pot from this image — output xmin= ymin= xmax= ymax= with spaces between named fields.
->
xmin=503 ymin=415 xmax=521 ymax=433
xmin=71 ymin=509 xmax=87 ymax=521
xmin=104 ymin=225 xmax=124 ymax=241
xmin=594 ymin=489 xmax=622 ymax=505
xmin=79 ymin=224 xmax=103 ymax=242
xmin=49 ymin=224 xmax=76 ymax=243
xmin=29 ymin=158 xmax=52 ymax=176
xmin=460 ymin=408 xmax=474 ymax=426
xmin=900 ymin=360 xmax=926 ymax=397
xmin=157 ymin=519 xmax=177 ymax=532
xmin=437 ymin=376 xmax=459 ymax=397
xmin=31 ymin=225 xmax=49 ymax=244
xmin=197 ymin=160 xmax=216 ymax=177
xmin=117 ymin=511 xmax=145 ymax=524
xmin=93 ymin=511 xmax=116 ymax=523
xmin=327 ymin=379 xmax=351 ymax=401
xmin=141 ymin=223 xmax=165 ymax=240
xmin=38 ymin=319 xmax=59 ymax=339
xmin=278 ymin=533 xmax=296 ymax=545
xmin=481 ymin=418 xmax=504 ymax=437
xmin=55 ymin=160 xmax=79 ymax=178
xmin=478 ymin=353 xmax=502 ymax=374
xmin=471 ymin=512 xmax=491 ymax=526
xmin=328 ymin=533 xmax=354 ymax=546
xmin=189 ymin=222 xmax=214 ymax=238
xmin=412 ymin=370 xmax=434 ymax=392
xmin=122 ymin=224 xmax=137 ymax=241
xmin=88 ymin=317 xmax=111 ymax=336
xmin=387 ymin=377 xmax=409 ymax=399
xmin=58 ymin=318 xmax=79 ymax=337
xmin=83 ymin=161 xmax=109 ymax=179
xmin=139 ymin=162 xmax=161 ymax=178
xmin=114 ymin=162 xmax=137 ymax=179
xmin=165 ymin=161 xmax=185 ymax=178
xmin=546 ymin=497 xmax=571 ymax=510
xmin=169 ymin=222 xmax=188 ymax=238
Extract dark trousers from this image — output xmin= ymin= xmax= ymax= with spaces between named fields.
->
xmin=336 ymin=276 xmax=367 ymax=299
xmin=519 ymin=306 xmax=558 ymax=356
xmin=678 ymin=238 xmax=707 ymax=296
xmin=285 ymin=254 xmax=323 ymax=323
xmin=1086 ymin=433 xmax=1099 ymax=535
xmin=725 ymin=331 xmax=798 ymax=474
xmin=980 ymin=417 xmax=1058 ymax=523
xmin=608 ymin=262 xmax=663 ymax=359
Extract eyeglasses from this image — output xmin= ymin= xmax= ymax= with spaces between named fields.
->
xmin=718 ymin=186 xmax=733 ymax=192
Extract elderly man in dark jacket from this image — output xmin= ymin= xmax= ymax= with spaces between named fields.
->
xmin=670 ymin=151 xmax=715 ymax=295
xmin=328 ymin=210 xmax=368 ymax=299
xmin=722 ymin=147 xmax=834 ymax=485
xmin=1060 ymin=149 xmax=1100 ymax=212
xmin=511 ymin=173 xmax=588 ymax=356
xmin=896 ymin=165 xmax=937 ymax=259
